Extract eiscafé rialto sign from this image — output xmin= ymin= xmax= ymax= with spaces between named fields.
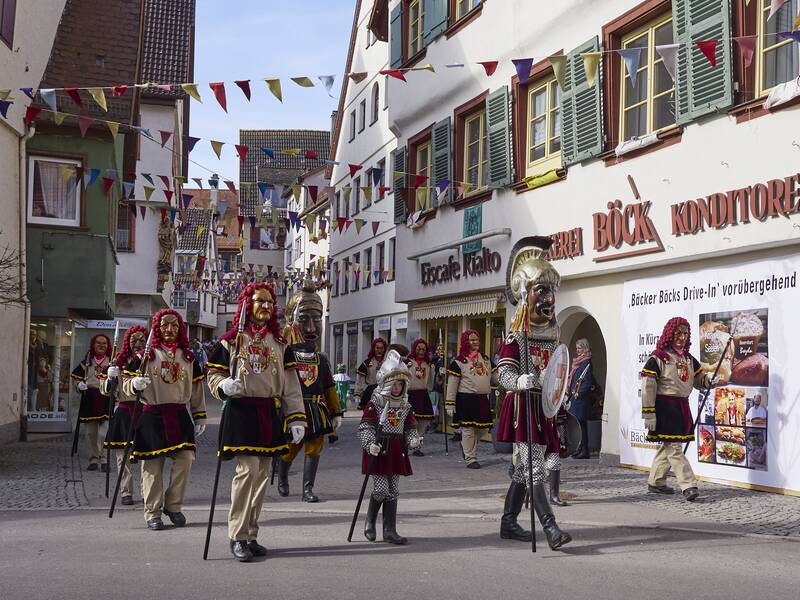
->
xmin=420 ymin=247 xmax=502 ymax=286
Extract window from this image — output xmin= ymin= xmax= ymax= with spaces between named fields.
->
xmin=463 ymin=109 xmax=488 ymax=192
xmin=342 ymin=258 xmax=350 ymax=294
xmin=408 ymin=0 xmax=424 ymax=57
xmin=1 ymin=0 xmax=16 ymax=48
xmin=352 ymin=175 xmax=361 ymax=215
xmin=172 ymin=289 xmax=186 ymax=309
xmin=27 ymin=156 xmax=82 ymax=227
xmin=349 ymin=110 xmax=356 ymax=141
xmin=455 ymin=0 xmax=481 ymax=20
xmin=376 ymin=241 xmax=385 ymax=285
xmin=364 ymin=248 xmax=372 ymax=288
xmin=334 ymin=191 xmax=340 ymax=219
xmin=375 ymin=158 xmax=386 ymax=202
xmin=293 ymin=236 xmax=302 ymax=258
xmin=620 ymin=14 xmax=675 ymax=141
xmin=527 ymin=76 xmax=561 ymax=170
xmin=203 ymin=293 xmax=207 ymax=312
xmin=116 ymin=201 xmax=135 ymax=251
xmin=212 ymin=297 xmax=216 ymax=314
xmin=353 ymin=252 xmax=360 ymax=291
xmin=388 ymin=238 xmax=396 ymax=281
xmin=366 ymin=26 xmax=372 ymax=48
xmin=756 ymin=0 xmax=799 ymax=96
xmin=359 ymin=99 xmax=366 ymax=132
xmin=371 ymin=82 xmax=380 ymax=124
xmin=414 ymin=140 xmax=433 ymax=212
xmin=332 ymin=261 xmax=339 ymax=296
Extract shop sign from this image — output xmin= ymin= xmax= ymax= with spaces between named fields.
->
xmin=393 ymin=315 xmax=408 ymax=329
xmin=593 ymin=199 xmax=664 ymax=263
xmin=333 ymin=323 xmax=344 ymax=336
xmin=346 ymin=321 xmax=358 ymax=335
xmin=546 ymin=227 xmax=584 ymax=261
xmin=78 ymin=319 xmax=149 ymax=329
xmin=361 ymin=320 xmax=374 ymax=333
xmin=376 ymin=316 xmax=391 ymax=330
xmin=420 ymin=247 xmax=502 ymax=286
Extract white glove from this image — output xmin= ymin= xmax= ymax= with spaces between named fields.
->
xmin=194 ymin=423 xmax=206 ymax=437
xmin=438 ymin=367 xmax=445 ymax=375
xmin=446 ymin=405 xmax=454 ymax=416
xmin=332 ymin=416 xmax=342 ymax=431
xmin=367 ymin=443 xmax=382 ymax=456
xmin=77 ymin=381 xmax=88 ymax=391
xmin=106 ymin=366 xmax=121 ymax=378
xmin=516 ymin=373 xmax=537 ymax=390
xmin=644 ymin=414 xmax=657 ymax=431
xmin=219 ymin=377 xmax=244 ymax=398
xmin=132 ymin=376 xmax=151 ymax=391
xmin=290 ymin=425 xmax=305 ymax=445
xmin=409 ymin=436 xmax=423 ymax=450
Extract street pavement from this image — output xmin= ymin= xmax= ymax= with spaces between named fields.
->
xmin=1 ymin=401 xmax=799 ymax=599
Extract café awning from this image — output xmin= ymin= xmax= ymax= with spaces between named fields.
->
xmin=411 ymin=292 xmax=505 ymax=321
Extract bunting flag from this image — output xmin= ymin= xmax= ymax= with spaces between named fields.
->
xmin=281 ymin=148 xmax=301 ymax=156
xmin=20 ymin=87 xmax=34 ymax=99
xmin=235 ymin=144 xmax=249 ymax=161
xmin=336 ymin=216 xmax=346 ymax=233
xmin=112 ymin=85 xmax=128 ymax=97
xmin=197 ymin=225 xmax=206 ymax=239
xmin=186 ymin=136 xmax=201 ymax=153
xmin=209 ymin=82 xmax=227 ymax=112
xmin=0 ymin=100 xmax=10 ymax=119
xmin=778 ymin=31 xmax=800 ymax=43
xmin=182 ymin=194 xmax=193 ymax=209
xmin=371 ymin=168 xmax=383 ymax=186
xmin=349 ymin=72 xmax=368 ymax=83
xmin=192 ymin=177 xmax=204 ymax=189
xmin=380 ymin=69 xmax=406 ymax=81
xmin=106 ymin=121 xmax=119 ymax=137
xmin=734 ymin=37 xmax=756 ymax=68
xmin=414 ymin=174 xmax=427 ymax=188
xmin=164 ymin=190 xmax=174 ymax=204
xmin=85 ymin=168 xmax=101 ymax=187
xmin=142 ymin=173 xmax=155 ymax=186
xmin=78 ymin=116 xmax=94 ymax=137
xmin=362 ymin=186 xmax=373 ymax=205
xmin=318 ymin=75 xmax=336 ymax=97
xmin=291 ymin=184 xmax=302 ymax=202
xmin=581 ymin=52 xmax=601 ymax=86
xmin=181 ymin=83 xmax=202 ymax=102
xmin=158 ymin=175 xmax=171 ymax=189
xmin=342 ymin=186 xmax=352 ymax=206
xmin=87 ymin=88 xmax=107 ymax=111
xmin=24 ymin=106 xmax=41 ymax=126
xmin=160 ymin=130 xmax=172 ymax=148
xmin=0 ymin=89 xmax=9 ymax=100
xmin=696 ymin=40 xmax=718 ymax=68
xmin=413 ymin=64 xmax=435 ymax=72
xmin=264 ymin=77 xmax=283 ymax=101
xmin=258 ymin=181 xmax=270 ymax=201
xmin=140 ymin=205 xmax=147 ymax=219
xmin=40 ymin=89 xmax=57 ymax=112
xmin=345 ymin=220 xmax=353 ymax=231
xmin=548 ymin=55 xmax=567 ymax=89
xmin=305 ymin=215 xmax=315 ymax=231
xmin=354 ymin=219 xmax=365 ymax=234
xmin=349 ymin=163 xmax=363 ymax=177
xmin=143 ymin=186 xmax=155 ymax=201
xmin=617 ymin=47 xmax=642 ymax=88
xmin=64 ymin=88 xmax=84 ymax=108
xmin=308 ymin=185 xmax=318 ymax=203
xmin=261 ymin=147 xmax=275 ymax=159
xmin=378 ymin=185 xmax=390 ymax=199
xmin=795 ymin=11 xmax=800 ymax=30
xmin=122 ymin=181 xmax=135 ymax=199
xmin=769 ymin=0 xmax=788 ymax=19
xmin=210 ymin=140 xmax=224 ymax=158
xmin=371 ymin=221 xmax=380 ymax=236
xmin=512 ymin=58 xmax=534 ymax=84
xmin=225 ymin=180 xmax=236 ymax=193
xmin=52 ymin=111 xmax=66 ymax=125
xmin=101 ymin=177 xmax=115 ymax=195
xmin=655 ymin=44 xmax=679 ymax=83
xmin=234 ymin=79 xmax=251 ymax=101
xmin=305 ymin=149 xmax=318 ymax=159
xmin=291 ymin=76 xmax=315 ymax=88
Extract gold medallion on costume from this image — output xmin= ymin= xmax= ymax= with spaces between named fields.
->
xmin=297 ymin=363 xmax=319 ymax=387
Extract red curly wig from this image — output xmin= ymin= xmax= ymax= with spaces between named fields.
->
xmin=88 ymin=334 xmax=111 ymax=361
xmin=367 ymin=337 xmax=388 ymax=361
xmin=652 ymin=316 xmax=691 ymax=362
xmin=408 ymin=338 xmax=429 ymax=363
xmin=149 ymin=308 xmax=194 ymax=361
xmin=223 ymin=282 xmax=282 ymax=342
xmin=457 ymin=329 xmax=481 ymax=362
xmin=114 ymin=325 xmax=148 ymax=367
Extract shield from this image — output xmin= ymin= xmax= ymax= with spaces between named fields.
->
xmin=541 ymin=343 xmax=570 ymax=419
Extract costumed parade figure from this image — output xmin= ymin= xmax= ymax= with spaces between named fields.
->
xmin=276 ymin=281 xmax=342 ymax=503
xmin=206 ymin=282 xmax=307 ymax=562
xmin=405 ymin=338 xmax=434 ymax=455
xmin=101 ymin=325 xmax=147 ymax=505
xmin=358 ymin=349 xmax=422 ymax=545
xmin=355 ymin=337 xmax=388 ymax=409
xmin=445 ymin=330 xmax=496 ymax=468
xmin=495 ymin=236 xmax=572 ymax=549
xmin=71 ymin=334 xmax=112 ymax=471
xmin=122 ymin=309 xmax=207 ymax=531
xmin=333 ymin=364 xmax=352 ymax=412
xmin=642 ymin=317 xmax=713 ymax=501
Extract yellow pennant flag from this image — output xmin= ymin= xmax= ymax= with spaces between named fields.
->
xmin=197 ymin=225 xmax=206 ymax=239
xmin=60 ymin=166 xmax=75 ymax=184
xmin=143 ymin=186 xmax=155 ymax=201
xmin=305 ymin=215 xmax=315 ymax=230
xmin=411 ymin=64 xmax=435 ymax=72
xmin=181 ymin=83 xmax=203 ymax=102
xmin=461 ymin=181 xmax=473 ymax=196
xmin=106 ymin=121 xmax=119 ymax=138
xmin=581 ymin=52 xmax=601 ymax=87
xmin=354 ymin=219 xmax=365 ymax=234
xmin=210 ymin=140 xmax=224 ymax=158
xmin=0 ymin=89 xmax=11 ymax=100
xmin=87 ymin=88 xmax=107 ymax=111
xmin=361 ymin=186 xmax=373 ymax=205
xmin=549 ymin=56 xmax=567 ymax=90
xmin=281 ymin=148 xmax=301 ymax=156
xmin=173 ymin=176 xmax=187 ymax=186
xmin=291 ymin=185 xmax=302 ymax=202
xmin=290 ymin=76 xmax=315 ymax=87
xmin=794 ymin=11 xmax=800 ymax=30
xmin=343 ymin=186 xmax=352 ymax=203
xmin=264 ymin=78 xmax=283 ymax=102
xmin=53 ymin=112 xmax=66 ymax=125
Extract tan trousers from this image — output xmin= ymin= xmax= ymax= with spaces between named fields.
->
xmin=415 ymin=419 xmax=429 ymax=437
xmin=228 ymin=455 xmax=270 ymax=541
xmin=85 ymin=421 xmax=108 ymax=465
xmin=141 ymin=450 xmax=195 ymax=521
xmin=648 ymin=442 xmax=697 ymax=491
xmin=281 ymin=435 xmax=324 ymax=463
xmin=461 ymin=427 xmax=482 ymax=463
xmin=115 ymin=449 xmax=134 ymax=497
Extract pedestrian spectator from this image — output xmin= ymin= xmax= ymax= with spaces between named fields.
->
xmin=567 ymin=338 xmax=593 ymax=459
xmin=193 ymin=338 xmax=208 ymax=370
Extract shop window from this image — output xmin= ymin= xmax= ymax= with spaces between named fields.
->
xmin=409 ymin=126 xmax=433 ymax=214
xmin=27 ymin=156 xmax=82 ymax=227
xmin=335 ymin=333 xmax=343 ymax=367
xmin=1 ymin=0 xmax=16 ymax=49
xmin=347 ymin=330 xmax=359 ymax=378
xmin=407 ymin=0 xmax=425 ymax=58
xmin=756 ymin=0 xmax=799 ymax=96
xmin=364 ymin=247 xmax=373 ymax=288
xmin=116 ymin=201 xmax=135 ymax=252
xmin=376 ymin=241 xmax=385 ymax=285
xmin=527 ymin=75 xmax=562 ymax=175
xmin=27 ymin=321 xmax=71 ymax=422
xmin=371 ymin=82 xmax=380 ymax=124
xmin=619 ymin=14 xmax=675 ymax=142
xmin=462 ymin=109 xmax=487 ymax=194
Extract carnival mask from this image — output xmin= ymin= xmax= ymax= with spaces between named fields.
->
xmin=130 ymin=331 xmax=146 ymax=353
xmin=672 ymin=325 xmax=689 ymax=352
xmin=415 ymin=343 xmax=428 ymax=359
xmin=296 ymin=306 xmax=323 ymax=351
xmin=528 ymin=283 xmax=556 ymax=325
xmin=93 ymin=336 xmax=109 ymax=356
xmin=374 ymin=342 xmax=386 ymax=359
xmin=468 ymin=333 xmax=481 ymax=353
xmin=160 ymin=314 xmax=180 ymax=343
xmin=251 ymin=288 xmax=274 ymax=324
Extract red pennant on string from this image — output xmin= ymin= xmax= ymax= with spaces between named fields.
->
xmin=101 ymin=177 xmax=115 ymax=195
xmin=140 ymin=206 xmax=146 ymax=219
xmin=379 ymin=69 xmax=406 ymax=81
xmin=159 ymin=130 xmax=172 ymax=148
xmin=235 ymin=144 xmax=249 ymax=161
xmin=209 ymin=82 xmax=227 ymax=112
xmin=160 ymin=208 xmax=167 ymax=222
xmin=478 ymin=61 xmax=499 ymax=76
xmin=734 ymin=36 xmax=757 ymax=68
xmin=305 ymin=149 xmax=317 ymax=160
xmin=225 ymin=180 xmax=236 ymax=193
xmin=695 ymin=40 xmax=717 ymax=68
xmin=414 ymin=174 xmax=427 ymax=188
xmin=345 ymin=220 xmax=353 ymax=231
xmin=78 ymin=116 xmax=94 ymax=137
xmin=378 ymin=186 xmax=390 ymax=199
xmin=371 ymin=221 xmax=380 ymax=236
xmin=234 ymin=80 xmax=251 ymax=101
xmin=159 ymin=175 xmax=171 ymax=189
xmin=164 ymin=190 xmax=173 ymax=204
xmin=111 ymin=85 xmax=128 ymax=97
xmin=65 ymin=88 xmax=84 ymax=108
xmin=308 ymin=186 xmax=318 ymax=203
xmin=349 ymin=163 xmax=363 ymax=177
xmin=336 ymin=217 xmax=346 ymax=233
xmin=24 ymin=106 xmax=42 ymax=126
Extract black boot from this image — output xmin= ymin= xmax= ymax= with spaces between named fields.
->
xmin=500 ymin=481 xmax=532 ymax=541
xmin=574 ymin=421 xmax=590 ymax=459
xmin=531 ymin=483 xmax=572 ymax=550
xmin=302 ymin=456 xmax=320 ymax=502
xmin=230 ymin=540 xmax=253 ymax=562
xmin=364 ymin=496 xmax=381 ymax=542
xmin=277 ymin=459 xmax=291 ymax=497
xmin=549 ymin=470 xmax=568 ymax=506
xmin=382 ymin=499 xmax=407 ymax=545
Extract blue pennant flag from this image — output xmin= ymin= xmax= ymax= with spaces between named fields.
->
xmin=85 ymin=168 xmax=101 ymax=187
xmin=122 ymin=181 xmax=135 ymax=199
xmin=257 ymin=181 xmax=269 ymax=201
xmin=0 ymin=100 xmax=11 ymax=119
xmin=182 ymin=193 xmax=193 ymax=209
xmin=260 ymin=147 xmax=275 ymax=159
xmin=141 ymin=173 xmax=155 ymax=186
xmin=617 ymin=48 xmax=643 ymax=89
xmin=186 ymin=136 xmax=201 ymax=153
xmin=20 ymin=88 xmax=34 ymax=100
xmin=372 ymin=168 xmax=383 ymax=187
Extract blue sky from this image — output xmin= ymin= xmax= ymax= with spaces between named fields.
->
xmin=186 ymin=0 xmax=355 ymax=184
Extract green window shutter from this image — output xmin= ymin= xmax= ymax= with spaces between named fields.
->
xmin=390 ymin=4 xmax=403 ymax=68
xmin=561 ymin=36 xmax=604 ymax=167
xmin=424 ymin=0 xmax=448 ymax=46
xmin=673 ymin=0 xmax=733 ymax=125
xmin=392 ymin=147 xmax=408 ymax=224
xmin=431 ymin=117 xmax=452 ymax=206
xmin=486 ymin=86 xmax=512 ymax=188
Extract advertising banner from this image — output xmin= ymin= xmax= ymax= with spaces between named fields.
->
xmin=619 ymin=255 xmax=800 ymax=493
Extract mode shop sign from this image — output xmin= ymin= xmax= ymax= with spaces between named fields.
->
xmin=420 ymin=248 xmax=502 ymax=287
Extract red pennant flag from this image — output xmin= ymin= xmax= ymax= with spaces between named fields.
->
xmin=158 ymin=175 xmax=171 ymax=189
xmin=379 ymin=69 xmax=406 ymax=81
xmin=414 ymin=174 xmax=427 ymax=188
xmin=345 ymin=220 xmax=353 ymax=231
xmin=111 ymin=85 xmax=128 ymax=97
xmin=164 ymin=190 xmax=173 ymax=204
xmin=159 ymin=130 xmax=172 ymax=148
xmin=378 ymin=186 xmax=390 ymax=199
xmin=235 ymin=144 xmax=249 ymax=161
xmin=140 ymin=205 xmax=146 ymax=219
xmin=371 ymin=221 xmax=380 ymax=236
xmin=78 ymin=116 xmax=94 ymax=137
xmin=309 ymin=253 xmax=316 ymax=261
xmin=696 ymin=40 xmax=717 ymax=68
xmin=160 ymin=208 xmax=168 ymax=222
xmin=305 ymin=149 xmax=318 ymax=160
xmin=349 ymin=163 xmax=363 ymax=177
xmin=478 ymin=61 xmax=499 ymax=76
xmin=225 ymin=180 xmax=236 ymax=193
xmin=24 ymin=106 xmax=41 ymax=126
xmin=64 ymin=88 xmax=84 ymax=108
xmin=101 ymin=177 xmax=115 ymax=195
xmin=336 ymin=217 xmax=346 ymax=233
xmin=734 ymin=36 xmax=757 ymax=68
xmin=308 ymin=186 xmax=318 ymax=203
xmin=234 ymin=80 xmax=251 ymax=101
xmin=209 ymin=82 xmax=227 ymax=112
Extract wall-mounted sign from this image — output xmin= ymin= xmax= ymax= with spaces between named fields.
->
xmin=346 ymin=321 xmax=358 ymax=335
xmin=394 ymin=315 xmax=408 ymax=329
xmin=333 ymin=323 xmax=344 ymax=336
xmin=593 ymin=199 xmax=664 ymax=263
xmin=377 ymin=316 xmax=391 ymax=330
xmin=420 ymin=248 xmax=502 ymax=286
xmin=361 ymin=319 xmax=374 ymax=333
xmin=462 ymin=205 xmax=483 ymax=255
xmin=547 ymin=227 xmax=584 ymax=261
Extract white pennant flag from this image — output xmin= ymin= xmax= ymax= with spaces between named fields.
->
xmin=40 ymin=89 xmax=57 ymax=112
xmin=655 ymin=44 xmax=679 ymax=83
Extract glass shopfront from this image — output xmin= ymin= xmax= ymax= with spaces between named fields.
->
xmin=27 ymin=319 xmax=74 ymax=432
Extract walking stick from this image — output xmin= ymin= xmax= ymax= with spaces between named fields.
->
xmin=347 ymin=402 xmax=388 ymax=542
xmin=520 ymin=299 xmax=537 ymax=553
xmin=203 ymin=303 xmax=246 ymax=560
xmin=109 ymin=328 xmax=154 ymax=518
xmin=105 ymin=322 xmax=120 ymax=498
xmin=437 ymin=331 xmax=448 ymax=456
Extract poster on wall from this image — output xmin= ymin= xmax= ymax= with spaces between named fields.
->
xmin=619 ymin=255 xmax=799 ymax=493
